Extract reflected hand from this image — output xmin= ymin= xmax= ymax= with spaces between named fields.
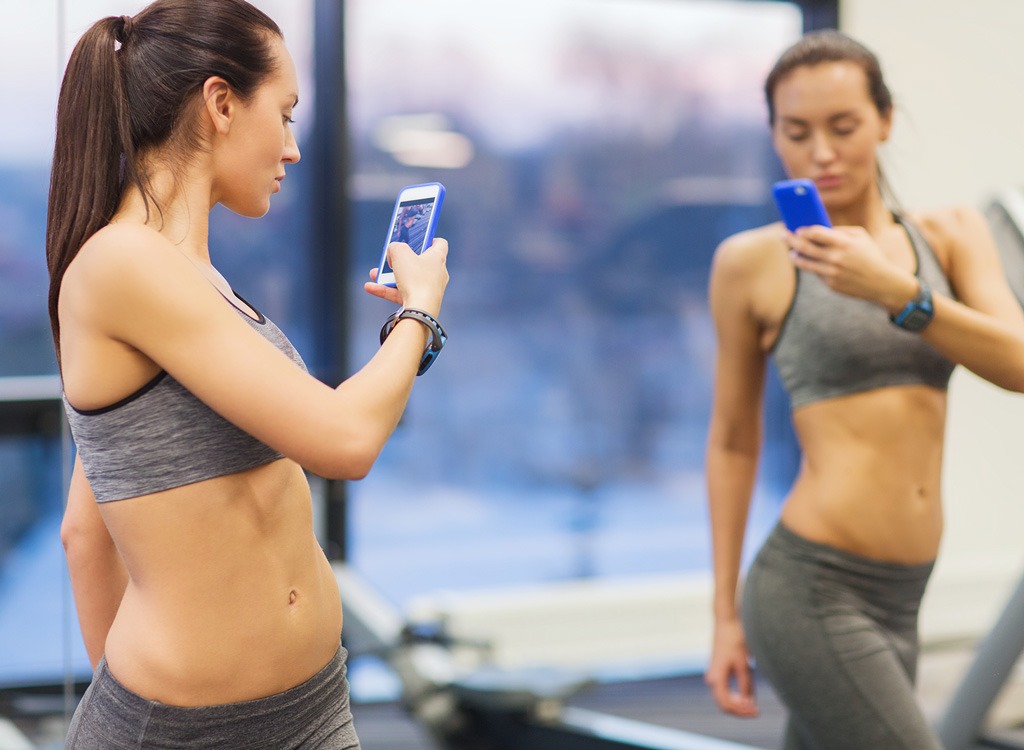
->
xmin=786 ymin=225 xmax=916 ymax=311
xmin=705 ymin=618 xmax=759 ymax=718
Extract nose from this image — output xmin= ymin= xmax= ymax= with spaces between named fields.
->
xmin=284 ymin=128 xmax=301 ymax=165
xmin=810 ymin=131 xmax=836 ymax=165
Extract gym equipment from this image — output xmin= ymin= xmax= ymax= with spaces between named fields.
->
xmin=937 ymin=572 xmax=1024 ymax=749
xmin=335 ymin=565 xmax=768 ymax=750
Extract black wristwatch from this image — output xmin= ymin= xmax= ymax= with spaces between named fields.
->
xmin=890 ymin=280 xmax=934 ymax=332
xmin=379 ymin=307 xmax=447 ymax=375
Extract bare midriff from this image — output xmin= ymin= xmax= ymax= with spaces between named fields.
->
xmin=99 ymin=458 xmax=342 ymax=706
xmin=781 ymin=383 xmax=946 ymax=564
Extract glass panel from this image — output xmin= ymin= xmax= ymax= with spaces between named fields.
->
xmin=0 ymin=0 xmax=74 ymax=698
xmin=0 ymin=433 xmax=68 ymax=687
xmin=346 ymin=0 xmax=803 ymax=605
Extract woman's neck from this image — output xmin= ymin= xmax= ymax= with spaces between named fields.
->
xmin=114 ymin=165 xmax=213 ymax=264
xmin=828 ymin=186 xmax=894 ymax=235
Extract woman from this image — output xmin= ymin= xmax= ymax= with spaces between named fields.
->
xmin=51 ymin=1 xmax=448 ymax=747
xmin=704 ymin=30 xmax=1024 ymax=749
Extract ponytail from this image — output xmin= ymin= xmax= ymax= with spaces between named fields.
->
xmin=46 ymin=17 xmax=133 ymax=364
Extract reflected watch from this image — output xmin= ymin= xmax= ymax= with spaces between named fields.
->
xmin=890 ymin=280 xmax=934 ymax=332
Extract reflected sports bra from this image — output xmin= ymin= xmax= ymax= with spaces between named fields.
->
xmin=770 ymin=215 xmax=956 ymax=409
xmin=63 ymin=299 xmax=306 ymax=502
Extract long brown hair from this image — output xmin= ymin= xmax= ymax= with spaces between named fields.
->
xmin=45 ymin=0 xmax=282 ymax=363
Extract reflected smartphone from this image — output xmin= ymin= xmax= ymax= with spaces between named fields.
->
xmin=772 ymin=178 xmax=831 ymax=232
xmin=376 ymin=182 xmax=445 ymax=288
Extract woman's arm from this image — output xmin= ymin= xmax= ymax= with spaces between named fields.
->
xmin=920 ymin=207 xmax=1024 ymax=390
xmin=61 ymin=227 xmax=449 ymax=481
xmin=703 ymin=235 xmax=769 ymax=717
xmin=60 ymin=454 xmax=128 ymax=668
xmin=789 ymin=207 xmax=1024 ymax=391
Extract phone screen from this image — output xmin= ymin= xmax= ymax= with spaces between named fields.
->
xmin=380 ymin=197 xmax=437 ymax=276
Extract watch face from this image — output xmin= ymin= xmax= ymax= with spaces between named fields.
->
xmin=901 ymin=307 xmax=933 ymax=332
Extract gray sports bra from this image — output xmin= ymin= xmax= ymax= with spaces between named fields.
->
xmin=770 ymin=215 xmax=956 ymax=409
xmin=64 ymin=298 xmax=306 ymax=502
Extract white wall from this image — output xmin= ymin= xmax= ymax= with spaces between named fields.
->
xmin=842 ymin=0 xmax=1024 ymax=643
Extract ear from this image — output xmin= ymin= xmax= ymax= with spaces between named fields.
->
xmin=202 ymin=76 xmax=235 ymax=136
xmin=879 ymin=107 xmax=893 ymax=143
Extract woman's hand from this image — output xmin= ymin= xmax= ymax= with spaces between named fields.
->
xmin=705 ymin=616 xmax=759 ymax=717
xmin=786 ymin=225 xmax=918 ymax=314
xmin=365 ymin=238 xmax=449 ymax=316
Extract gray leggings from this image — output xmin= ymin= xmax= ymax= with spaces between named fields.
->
xmin=742 ymin=523 xmax=941 ymax=750
xmin=65 ymin=645 xmax=360 ymax=749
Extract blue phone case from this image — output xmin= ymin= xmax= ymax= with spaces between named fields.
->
xmin=378 ymin=182 xmax=446 ymax=288
xmin=772 ymin=179 xmax=831 ymax=232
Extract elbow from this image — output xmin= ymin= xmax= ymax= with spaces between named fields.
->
xmin=334 ymin=453 xmax=375 ymax=481
xmin=295 ymin=410 xmax=395 ymax=480
xmin=315 ymin=459 xmax=375 ymax=482
xmin=706 ymin=422 xmax=762 ymax=459
xmin=333 ymin=438 xmax=381 ymax=480
xmin=991 ymin=353 xmax=1024 ymax=393
xmin=1006 ymin=371 xmax=1024 ymax=394
xmin=59 ymin=519 xmax=73 ymax=556
xmin=306 ymin=437 xmax=382 ymax=481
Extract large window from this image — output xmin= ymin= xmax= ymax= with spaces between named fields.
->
xmin=346 ymin=0 xmax=804 ymax=605
xmin=0 ymin=0 xmax=817 ymax=699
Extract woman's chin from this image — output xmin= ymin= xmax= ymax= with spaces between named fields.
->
xmin=222 ymin=199 xmax=272 ymax=219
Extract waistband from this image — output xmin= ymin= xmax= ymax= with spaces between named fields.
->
xmin=766 ymin=522 xmax=935 ymax=584
xmin=93 ymin=645 xmax=348 ymax=742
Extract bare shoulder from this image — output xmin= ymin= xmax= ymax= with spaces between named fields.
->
xmin=710 ymin=223 xmax=787 ymax=283
xmin=906 ymin=204 xmax=1018 ymax=320
xmin=66 ymin=223 xmax=181 ymax=282
xmin=708 ymin=222 xmax=794 ymax=340
xmin=61 ymin=224 xmax=199 ymax=315
xmin=908 ymin=205 xmax=992 ymax=260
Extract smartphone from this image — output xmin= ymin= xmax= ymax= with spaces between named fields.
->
xmin=771 ymin=178 xmax=831 ymax=232
xmin=376 ymin=182 xmax=446 ymax=288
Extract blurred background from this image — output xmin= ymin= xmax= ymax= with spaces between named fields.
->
xmin=2 ymin=0 xmax=1024 ymax=748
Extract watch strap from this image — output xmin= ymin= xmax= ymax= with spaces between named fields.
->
xmin=380 ymin=308 xmax=447 ymax=375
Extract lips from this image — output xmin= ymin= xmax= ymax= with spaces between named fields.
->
xmin=815 ymin=175 xmax=843 ymax=190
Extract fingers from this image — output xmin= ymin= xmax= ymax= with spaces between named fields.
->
xmin=786 ymin=230 xmax=831 ymax=258
xmin=794 ymin=224 xmax=834 ymax=244
xmin=385 ymin=241 xmax=414 ymax=269
xmin=790 ymin=250 xmax=834 ymax=278
xmin=386 ymin=238 xmax=448 ymax=269
xmin=786 ymin=230 xmax=842 ymax=282
xmin=363 ymin=280 xmax=402 ymax=305
xmin=421 ymin=237 xmax=449 ymax=261
xmin=705 ymin=666 xmax=759 ymax=718
xmin=705 ymin=670 xmax=734 ymax=713
xmin=732 ymin=661 xmax=759 ymax=717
